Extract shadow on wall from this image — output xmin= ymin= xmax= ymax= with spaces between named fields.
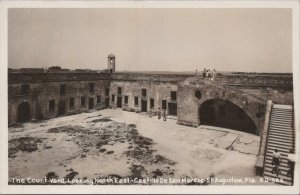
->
xmin=17 ymin=102 xmax=30 ymax=123
xmin=199 ymin=99 xmax=258 ymax=135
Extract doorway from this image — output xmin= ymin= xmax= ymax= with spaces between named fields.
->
xmin=58 ymin=100 xmax=66 ymax=116
xmin=89 ymin=97 xmax=94 ymax=109
xmin=117 ymin=97 xmax=122 ymax=108
xmin=105 ymin=97 xmax=110 ymax=108
xmin=17 ymin=102 xmax=30 ymax=122
xmin=168 ymin=102 xmax=177 ymax=116
xmin=141 ymin=99 xmax=147 ymax=112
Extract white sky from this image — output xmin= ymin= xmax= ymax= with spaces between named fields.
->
xmin=8 ymin=8 xmax=292 ymax=72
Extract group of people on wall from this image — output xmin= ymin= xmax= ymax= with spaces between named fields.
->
xmin=194 ymin=68 xmax=217 ymax=80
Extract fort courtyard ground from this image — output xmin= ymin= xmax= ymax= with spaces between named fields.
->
xmin=8 ymin=109 xmax=265 ymax=185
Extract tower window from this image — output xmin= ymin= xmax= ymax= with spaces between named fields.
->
xmin=69 ymin=97 xmax=75 ymax=108
xmin=89 ymin=83 xmax=94 ymax=93
xmin=49 ymin=100 xmax=55 ymax=111
xmin=60 ymin=84 xmax=66 ymax=96
xmin=97 ymin=96 xmax=101 ymax=103
xmin=171 ymin=91 xmax=176 ymax=101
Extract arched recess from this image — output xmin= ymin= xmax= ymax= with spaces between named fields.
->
xmin=17 ymin=102 xmax=31 ymax=123
xmin=199 ymin=99 xmax=258 ymax=135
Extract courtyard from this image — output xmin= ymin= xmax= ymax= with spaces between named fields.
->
xmin=8 ymin=109 xmax=262 ymax=185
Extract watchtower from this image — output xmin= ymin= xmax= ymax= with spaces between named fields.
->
xmin=107 ymin=53 xmax=116 ymax=73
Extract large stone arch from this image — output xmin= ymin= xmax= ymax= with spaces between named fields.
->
xmin=177 ymin=77 xmax=267 ymax=133
xmin=9 ymin=97 xmax=37 ymax=124
xmin=198 ymin=98 xmax=258 ymax=134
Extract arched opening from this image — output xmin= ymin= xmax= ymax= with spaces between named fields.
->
xmin=17 ymin=102 xmax=31 ymax=123
xmin=199 ymin=99 xmax=257 ymax=135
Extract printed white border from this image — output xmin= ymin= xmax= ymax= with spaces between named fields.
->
xmin=0 ymin=1 xmax=299 ymax=194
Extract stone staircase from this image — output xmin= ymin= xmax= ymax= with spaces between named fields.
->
xmin=263 ymin=104 xmax=295 ymax=185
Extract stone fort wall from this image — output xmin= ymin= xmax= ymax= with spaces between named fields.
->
xmin=8 ymin=72 xmax=294 ymax=129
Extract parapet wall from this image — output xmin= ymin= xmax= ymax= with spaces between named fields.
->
xmin=8 ymin=71 xmax=293 ymax=89
xmin=8 ymin=73 xmax=112 ymax=84
xmin=216 ymin=74 xmax=293 ymax=89
xmin=7 ymin=70 xmax=294 ymax=125
xmin=8 ymin=71 xmax=294 ymax=103
xmin=111 ymin=72 xmax=191 ymax=83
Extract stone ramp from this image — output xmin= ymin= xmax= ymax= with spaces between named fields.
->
xmin=263 ymin=105 xmax=295 ymax=185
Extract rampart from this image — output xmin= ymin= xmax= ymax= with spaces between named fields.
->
xmin=8 ymin=71 xmax=294 ymax=126
xmin=8 ymin=71 xmax=293 ymax=89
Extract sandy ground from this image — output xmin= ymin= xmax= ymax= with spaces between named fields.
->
xmin=8 ymin=109 xmax=264 ymax=185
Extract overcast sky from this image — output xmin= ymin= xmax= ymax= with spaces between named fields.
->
xmin=8 ymin=8 xmax=292 ymax=72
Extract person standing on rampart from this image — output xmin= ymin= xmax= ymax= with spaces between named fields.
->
xmin=211 ymin=69 xmax=216 ymax=80
xmin=207 ymin=69 xmax=211 ymax=79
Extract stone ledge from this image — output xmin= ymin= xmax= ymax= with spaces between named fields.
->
xmin=177 ymin=120 xmax=198 ymax=127
xmin=273 ymin=104 xmax=293 ymax=109
xmin=255 ymin=155 xmax=265 ymax=176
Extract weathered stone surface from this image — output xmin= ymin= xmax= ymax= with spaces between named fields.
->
xmin=8 ymin=71 xmax=293 ymax=134
xmin=177 ymin=77 xmax=268 ymax=134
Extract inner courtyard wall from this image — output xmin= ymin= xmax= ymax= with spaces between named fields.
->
xmin=8 ymin=73 xmax=111 ymax=123
xmin=176 ymin=78 xmax=268 ymax=133
xmin=37 ymin=80 xmax=111 ymax=120
xmin=109 ymin=81 xmax=178 ymax=113
xmin=8 ymin=71 xmax=294 ymax=127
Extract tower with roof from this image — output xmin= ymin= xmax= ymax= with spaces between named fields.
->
xmin=107 ymin=53 xmax=116 ymax=73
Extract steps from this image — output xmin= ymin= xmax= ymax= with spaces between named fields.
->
xmin=263 ymin=105 xmax=295 ymax=186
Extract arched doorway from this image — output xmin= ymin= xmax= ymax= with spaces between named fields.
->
xmin=199 ymin=99 xmax=257 ymax=135
xmin=17 ymin=102 xmax=30 ymax=123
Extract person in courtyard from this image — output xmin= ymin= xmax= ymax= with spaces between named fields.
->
xmin=286 ymin=149 xmax=295 ymax=184
xmin=195 ymin=69 xmax=198 ymax=76
xmin=148 ymin=107 xmax=153 ymax=118
xmin=272 ymin=149 xmax=281 ymax=177
xmin=162 ymin=109 xmax=167 ymax=121
xmin=157 ymin=107 xmax=161 ymax=120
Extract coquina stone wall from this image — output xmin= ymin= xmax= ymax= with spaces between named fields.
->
xmin=109 ymin=81 xmax=177 ymax=112
xmin=8 ymin=71 xmax=294 ymax=128
xmin=177 ymin=77 xmax=267 ymax=134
